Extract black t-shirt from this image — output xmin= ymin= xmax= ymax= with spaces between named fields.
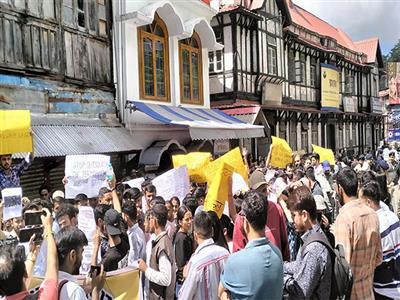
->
xmin=101 ymin=234 xmax=129 ymax=272
xmin=174 ymin=231 xmax=193 ymax=283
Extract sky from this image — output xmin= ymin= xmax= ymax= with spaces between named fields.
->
xmin=292 ymin=0 xmax=400 ymax=55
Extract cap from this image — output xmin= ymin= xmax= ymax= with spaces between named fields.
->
xmin=52 ymin=190 xmax=64 ymax=199
xmin=314 ymin=195 xmax=327 ymax=211
xmin=365 ymin=153 xmax=373 ymax=160
xmin=322 ymin=160 xmax=330 ymax=172
xmin=377 ymin=159 xmax=389 ymax=171
xmin=104 ymin=209 xmax=122 ymax=236
xmin=249 ymin=169 xmax=268 ymax=190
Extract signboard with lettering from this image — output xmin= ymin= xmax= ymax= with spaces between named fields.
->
xmin=321 ymin=64 xmax=340 ymax=111
xmin=388 ymin=62 xmax=400 ymax=105
xmin=388 ymin=129 xmax=400 ymax=141
xmin=343 ymin=96 xmax=358 ymax=113
xmin=371 ymin=97 xmax=384 ymax=114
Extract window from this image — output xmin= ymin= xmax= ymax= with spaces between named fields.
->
xmin=77 ymin=0 xmax=85 ymax=28
xmin=209 ymin=27 xmax=223 ymax=73
xmin=179 ymin=32 xmax=203 ymax=105
xmin=310 ymin=64 xmax=316 ymax=87
xmin=138 ymin=15 xmax=170 ymax=101
xmin=267 ymin=46 xmax=277 ymax=75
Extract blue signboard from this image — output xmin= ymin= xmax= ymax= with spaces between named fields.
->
xmin=388 ymin=129 xmax=400 ymax=141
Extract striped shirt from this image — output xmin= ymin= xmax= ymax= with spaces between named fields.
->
xmin=334 ymin=199 xmax=382 ymax=300
xmin=178 ymin=238 xmax=229 ymax=300
xmin=374 ymin=202 xmax=400 ymax=299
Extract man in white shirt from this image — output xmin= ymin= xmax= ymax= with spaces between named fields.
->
xmin=121 ymin=201 xmax=146 ymax=267
xmin=56 ymin=226 xmax=105 ymax=300
xmin=179 ymin=211 xmax=230 ymax=300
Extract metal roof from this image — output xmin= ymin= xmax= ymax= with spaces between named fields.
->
xmin=14 ymin=114 xmax=142 ymax=158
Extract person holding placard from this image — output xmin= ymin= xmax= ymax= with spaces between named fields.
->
xmin=0 ymin=153 xmax=32 ymax=192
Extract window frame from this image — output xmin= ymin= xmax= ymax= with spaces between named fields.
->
xmin=137 ymin=14 xmax=171 ymax=102
xmin=267 ymin=45 xmax=277 ymax=75
xmin=179 ymin=32 xmax=203 ymax=105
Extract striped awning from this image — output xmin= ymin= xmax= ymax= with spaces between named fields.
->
xmin=128 ymin=101 xmax=265 ymax=140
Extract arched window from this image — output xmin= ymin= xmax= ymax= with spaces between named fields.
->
xmin=138 ymin=14 xmax=170 ymax=101
xmin=179 ymin=33 xmax=203 ymax=105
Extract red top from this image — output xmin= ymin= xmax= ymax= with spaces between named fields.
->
xmin=233 ymin=200 xmax=290 ymax=261
xmin=4 ymin=279 xmax=58 ymax=300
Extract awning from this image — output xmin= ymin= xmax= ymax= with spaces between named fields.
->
xmin=14 ymin=114 xmax=142 ymax=158
xmin=128 ymin=101 xmax=265 ymax=140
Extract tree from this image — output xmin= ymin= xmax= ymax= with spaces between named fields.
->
xmin=387 ymin=39 xmax=400 ymax=62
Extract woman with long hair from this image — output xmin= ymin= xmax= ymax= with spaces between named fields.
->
xmin=173 ymin=205 xmax=193 ymax=295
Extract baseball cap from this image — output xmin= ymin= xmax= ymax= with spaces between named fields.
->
xmin=322 ymin=160 xmax=330 ymax=172
xmin=52 ymin=190 xmax=64 ymax=199
xmin=249 ymin=169 xmax=268 ymax=190
xmin=104 ymin=209 xmax=122 ymax=236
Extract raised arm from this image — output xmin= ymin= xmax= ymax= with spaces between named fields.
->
xmin=41 ymin=208 xmax=58 ymax=281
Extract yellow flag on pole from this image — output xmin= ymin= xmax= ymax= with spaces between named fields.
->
xmin=172 ymin=152 xmax=211 ymax=183
xmin=312 ymin=144 xmax=335 ymax=165
xmin=269 ymin=136 xmax=293 ymax=168
xmin=0 ymin=110 xmax=33 ymax=154
xmin=204 ymin=161 xmax=234 ymax=218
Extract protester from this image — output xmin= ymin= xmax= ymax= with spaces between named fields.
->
xmin=57 ymin=226 xmax=106 ymax=300
xmin=311 ymin=153 xmax=323 ymax=176
xmin=0 ymin=208 xmax=58 ymax=299
xmin=283 ymin=186 xmax=332 ymax=299
xmin=138 ymin=204 xmax=176 ymax=300
xmin=333 ymin=167 xmax=382 ymax=300
xmin=359 ymin=181 xmax=400 ymax=299
xmin=170 ymin=197 xmax=180 ymax=221
xmin=121 ymin=200 xmax=146 ymax=267
xmin=55 ymin=204 xmax=79 ymax=229
xmin=0 ymin=153 xmax=32 ymax=191
xmin=178 ymin=211 xmax=229 ymax=299
xmin=172 ymin=205 xmax=193 ymax=294
xmin=219 ymin=191 xmax=283 ymax=300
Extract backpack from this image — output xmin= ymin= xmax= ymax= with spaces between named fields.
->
xmin=301 ymin=232 xmax=353 ymax=300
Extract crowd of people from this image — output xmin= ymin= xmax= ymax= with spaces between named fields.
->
xmin=0 ymin=143 xmax=400 ymax=300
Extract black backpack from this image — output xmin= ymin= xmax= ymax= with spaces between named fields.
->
xmin=302 ymin=232 xmax=353 ymax=300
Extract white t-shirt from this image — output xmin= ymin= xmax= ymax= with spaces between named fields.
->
xmin=59 ymin=271 xmax=88 ymax=300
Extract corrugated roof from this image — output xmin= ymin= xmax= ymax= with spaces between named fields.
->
xmin=14 ymin=114 xmax=142 ymax=158
xmin=354 ymin=37 xmax=379 ymax=64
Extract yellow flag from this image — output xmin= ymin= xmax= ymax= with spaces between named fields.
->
xmin=0 ymin=110 xmax=33 ymax=154
xmin=28 ymin=268 xmax=140 ymax=300
xmin=312 ymin=144 xmax=335 ymax=165
xmin=172 ymin=152 xmax=211 ymax=183
xmin=270 ymin=136 xmax=293 ymax=168
xmin=207 ymin=147 xmax=248 ymax=183
xmin=204 ymin=161 xmax=234 ymax=218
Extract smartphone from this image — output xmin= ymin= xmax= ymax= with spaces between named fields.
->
xmin=89 ymin=265 xmax=101 ymax=277
xmin=24 ymin=211 xmax=45 ymax=226
xmin=19 ymin=227 xmax=44 ymax=243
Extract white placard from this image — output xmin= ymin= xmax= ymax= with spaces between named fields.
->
xmin=152 ymin=166 xmax=190 ymax=201
xmin=78 ymin=206 xmax=97 ymax=275
xmin=123 ymin=177 xmax=145 ymax=190
xmin=232 ymin=172 xmax=249 ymax=195
xmin=65 ymin=155 xmax=110 ymax=198
xmin=1 ymin=187 xmax=23 ymax=221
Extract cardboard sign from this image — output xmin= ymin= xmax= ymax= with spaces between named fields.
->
xmin=123 ymin=177 xmax=145 ymax=190
xmin=269 ymin=136 xmax=293 ymax=169
xmin=1 ymin=187 xmax=23 ymax=221
xmin=152 ymin=166 xmax=190 ymax=201
xmin=172 ymin=152 xmax=211 ymax=183
xmin=312 ymin=144 xmax=335 ymax=165
xmin=65 ymin=154 xmax=110 ymax=198
xmin=0 ymin=110 xmax=33 ymax=154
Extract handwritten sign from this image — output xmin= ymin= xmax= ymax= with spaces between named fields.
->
xmin=78 ymin=206 xmax=97 ymax=274
xmin=0 ymin=110 xmax=33 ymax=154
xmin=269 ymin=136 xmax=293 ymax=169
xmin=204 ymin=162 xmax=234 ymax=218
xmin=65 ymin=155 xmax=110 ymax=199
xmin=152 ymin=166 xmax=190 ymax=201
xmin=172 ymin=152 xmax=211 ymax=183
xmin=312 ymin=144 xmax=335 ymax=165
xmin=2 ymin=187 xmax=23 ymax=221
xmin=123 ymin=177 xmax=145 ymax=190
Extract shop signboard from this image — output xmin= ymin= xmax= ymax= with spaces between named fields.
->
xmin=388 ymin=129 xmax=400 ymax=141
xmin=343 ymin=96 xmax=358 ymax=113
xmin=371 ymin=97 xmax=384 ymax=114
xmin=321 ymin=64 xmax=340 ymax=111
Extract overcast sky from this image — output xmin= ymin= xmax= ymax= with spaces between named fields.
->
xmin=292 ymin=0 xmax=400 ymax=55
